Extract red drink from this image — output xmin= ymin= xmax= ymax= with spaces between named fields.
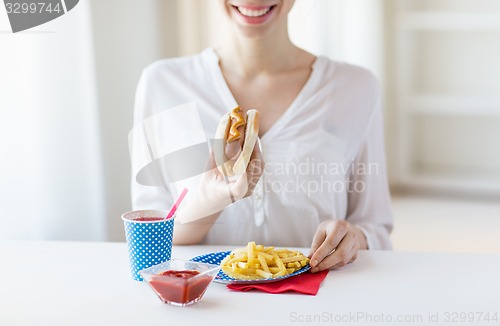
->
xmin=133 ymin=217 xmax=164 ymax=222
xmin=147 ymin=270 xmax=214 ymax=305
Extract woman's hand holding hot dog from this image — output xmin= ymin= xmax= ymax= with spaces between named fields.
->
xmin=214 ymin=106 xmax=260 ymax=178
xmin=174 ymin=107 xmax=263 ymax=244
xmin=207 ymin=105 xmax=263 ymax=202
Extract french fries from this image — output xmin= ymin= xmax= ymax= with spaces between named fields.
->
xmin=220 ymin=241 xmax=310 ymax=280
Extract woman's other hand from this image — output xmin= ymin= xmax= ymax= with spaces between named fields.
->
xmin=308 ymin=220 xmax=368 ymax=272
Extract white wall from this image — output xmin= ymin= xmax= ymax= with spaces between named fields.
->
xmin=89 ymin=0 xmax=180 ymax=241
xmin=0 ymin=1 xmax=105 ymax=240
xmin=289 ymin=0 xmax=385 ymax=82
xmin=385 ymin=0 xmax=500 ymax=194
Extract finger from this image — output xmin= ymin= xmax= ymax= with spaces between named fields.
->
xmin=310 ymin=221 xmax=349 ymax=268
xmin=208 ymin=150 xmax=216 ymax=170
xmin=230 ymin=171 xmax=250 ymax=201
xmin=314 ymin=232 xmax=356 ymax=271
xmin=252 ymin=137 xmax=263 ymax=159
xmin=308 ymin=223 xmax=327 ymax=257
xmin=246 ymin=154 xmax=264 ymax=193
xmin=244 ymin=140 xmax=264 ymax=197
xmin=248 ymin=143 xmax=262 ymax=173
xmin=249 ymin=139 xmax=263 ymax=173
xmin=245 ymin=160 xmax=262 ymax=197
xmin=207 ymin=150 xmax=224 ymax=179
xmin=202 ymin=150 xmax=215 ymax=174
xmin=331 ymin=234 xmax=361 ymax=268
xmin=349 ymin=251 xmax=358 ymax=263
xmin=329 ymin=246 xmax=356 ymax=270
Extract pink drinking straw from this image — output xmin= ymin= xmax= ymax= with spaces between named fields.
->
xmin=165 ymin=188 xmax=188 ymax=220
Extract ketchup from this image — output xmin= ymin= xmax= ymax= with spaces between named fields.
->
xmin=133 ymin=217 xmax=164 ymax=222
xmin=148 ymin=270 xmax=213 ymax=304
xmin=160 ymin=270 xmax=200 ymax=278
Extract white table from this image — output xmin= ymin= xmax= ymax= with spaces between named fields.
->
xmin=1 ymin=241 xmax=499 ymax=326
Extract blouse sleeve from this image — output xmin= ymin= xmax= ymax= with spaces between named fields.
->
xmin=345 ymin=89 xmax=394 ymax=250
xmin=130 ymin=69 xmax=173 ymax=212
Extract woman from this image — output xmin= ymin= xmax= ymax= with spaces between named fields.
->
xmin=132 ymin=0 xmax=393 ymax=273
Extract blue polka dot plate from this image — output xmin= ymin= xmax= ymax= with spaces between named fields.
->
xmin=190 ymin=251 xmax=311 ymax=284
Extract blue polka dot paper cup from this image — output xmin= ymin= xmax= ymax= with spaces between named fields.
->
xmin=122 ymin=210 xmax=175 ymax=281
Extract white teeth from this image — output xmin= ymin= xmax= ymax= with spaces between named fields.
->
xmin=237 ymin=6 xmax=271 ymax=17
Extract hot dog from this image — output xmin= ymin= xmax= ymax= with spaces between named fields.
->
xmin=214 ymin=106 xmax=259 ymax=177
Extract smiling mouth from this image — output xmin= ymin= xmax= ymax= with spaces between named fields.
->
xmin=233 ymin=5 xmax=276 ymax=17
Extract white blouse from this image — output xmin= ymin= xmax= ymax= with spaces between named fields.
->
xmin=132 ymin=48 xmax=393 ymax=249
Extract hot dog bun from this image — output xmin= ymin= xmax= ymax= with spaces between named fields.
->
xmin=214 ymin=107 xmax=259 ymax=177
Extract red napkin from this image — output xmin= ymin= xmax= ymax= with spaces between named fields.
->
xmin=226 ymin=270 xmax=329 ymax=295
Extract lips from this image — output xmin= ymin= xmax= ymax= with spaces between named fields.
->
xmin=230 ymin=3 xmax=277 ymax=24
xmin=236 ymin=5 xmax=273 ymax=17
